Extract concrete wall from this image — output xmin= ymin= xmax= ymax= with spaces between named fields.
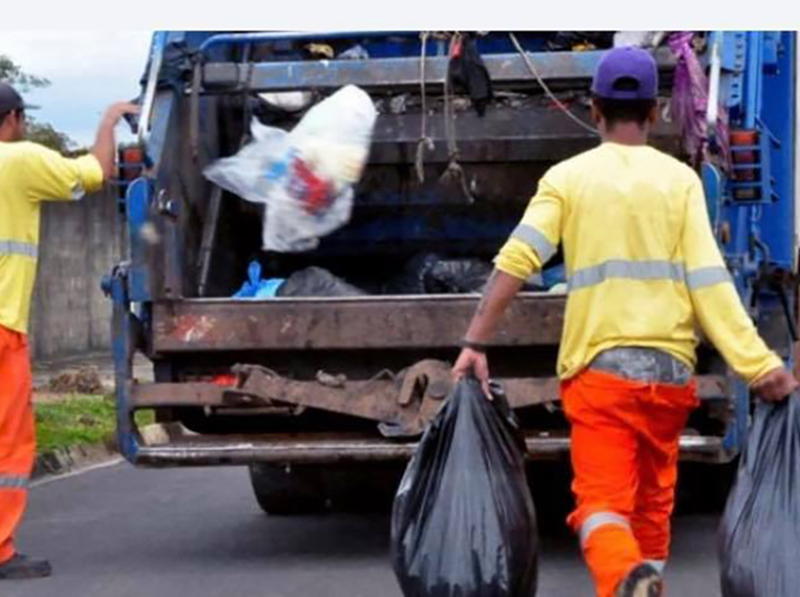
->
xmin=29 ymin=189 xmax=127 ymax=360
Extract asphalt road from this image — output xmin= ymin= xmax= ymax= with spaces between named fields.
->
xmin=6 ymin=462 xmax=725 ymax=597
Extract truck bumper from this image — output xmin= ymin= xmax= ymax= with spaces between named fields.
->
xmin=131 ymin=423 xmax=731 ymax=466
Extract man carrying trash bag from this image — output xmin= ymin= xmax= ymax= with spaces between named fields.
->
xmin=453 ymin=47 xmax=797 ymax=597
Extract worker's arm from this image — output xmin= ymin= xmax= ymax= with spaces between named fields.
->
xmin=90 ymin=101 xmax=140 ymax=180
xmin=681 ymin=174 xmax=797 ymax=401
xmin=452 ymin=173 xmax=564 ymax=396
xmin=453 ymin=271 xmax=526 ymax=396
xmin=23 ymin=101 xmax=140 ymax=202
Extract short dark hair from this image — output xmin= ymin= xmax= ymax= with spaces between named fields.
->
xmin=592 ymin=95 xmax=656 ymax=129
xmin=0 ymin=107 xmax=24 ymax=126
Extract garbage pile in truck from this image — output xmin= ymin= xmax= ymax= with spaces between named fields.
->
xmin=232 ymin=255 xmax=568 ymax=299
xmin=204 ymin=31 xmax=713 ymax=300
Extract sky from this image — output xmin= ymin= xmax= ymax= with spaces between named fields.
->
xmin=1 ymin=31 xmax=153 ymax=147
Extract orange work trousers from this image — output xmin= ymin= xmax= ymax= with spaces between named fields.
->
xmin=561 ymin=369 xmax=699 ymax=597
xmin=0 ymin=325 xmax=35 ymax=565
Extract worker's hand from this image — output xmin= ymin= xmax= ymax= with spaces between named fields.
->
xmin=452 ymin=347 xmax=492 ymax=400
xmin=104 ymin=101 xmax=141 ymax=123
xmin=751 ymin=367 xmax=799 ymax=402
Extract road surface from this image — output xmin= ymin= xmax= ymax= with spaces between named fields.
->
xmin=6 ymin=462 xmax=726 ymax=596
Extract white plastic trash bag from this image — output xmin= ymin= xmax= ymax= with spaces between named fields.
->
xmin=204 ymin=85 xmax=377 ymax=252
xmin=613 ymin=31 xmax=665 ymax=48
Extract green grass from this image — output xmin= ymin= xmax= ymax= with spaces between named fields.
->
xmin=35 ymin=394 xmax=117 ymax=454
xmin=35 ymin=394 xmax=157 ymax=454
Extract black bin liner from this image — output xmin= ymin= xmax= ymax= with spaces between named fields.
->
xmin=383 ymin=253 xmax=493 ymax=295
xmin=719 ymin=395 xmax=800 ymax=596
xmin=426 ymin=259 xmax=494 ymax=294
xmin=391 ymin=378 xmax=539 ymax=597
xmin=276 ymin=266 xmax=366 ymax=297
xmin=383 ymin=253 xmax=441 ymax=295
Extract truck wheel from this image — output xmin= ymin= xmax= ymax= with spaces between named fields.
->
xmin=676 ymin=461 xmax=738 ymax=514
xmin=249 ymin=464 xmax=327 ymax=515
xmin=322 ymin=464 xmax=404 ymax=513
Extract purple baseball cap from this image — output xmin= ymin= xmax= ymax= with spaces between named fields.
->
xmin=591 ymin=47 xmax=658 ymax=100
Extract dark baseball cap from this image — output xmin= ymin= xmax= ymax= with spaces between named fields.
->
xmin=0 ymin=82 xmax=40 ymax=115
xmin=591 ymin=47 xmax=658 ymax=101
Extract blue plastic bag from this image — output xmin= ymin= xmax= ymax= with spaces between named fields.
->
xmin=232 ymin=261 xmax=285 ymax=299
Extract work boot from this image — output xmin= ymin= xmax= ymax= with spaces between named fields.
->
xmin=0 ymin=554 xmax=52 ymax=580
xmin=615 ymin=562 xmax=662 ymax=597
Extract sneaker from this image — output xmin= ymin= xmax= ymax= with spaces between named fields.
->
xmin=0 ymin=554 xmax=52 ymax=580
xmin=615 ymin=562 xmax=663 ymax=597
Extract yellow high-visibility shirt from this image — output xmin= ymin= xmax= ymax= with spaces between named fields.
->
xmin=0 ymin=141 xmax=104 ymax=334
xmin=495 ymin=142 xmax=783 ymax=384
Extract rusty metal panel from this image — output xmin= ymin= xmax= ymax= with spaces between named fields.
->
xmin=151 ymin=294 xmax=566 ymax=352
xmin=202 ymin=49 xmax=676 ymax=92
xmin=132 ymin=373 xmax=728 ymax=412
xmin=368 ymin=108 xmax=681 ymax=165
xmin=132 ymin=382 xmax=226 ymax=408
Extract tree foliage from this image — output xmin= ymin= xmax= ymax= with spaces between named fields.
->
xmin=1 ymin=53 xmax=83 ymax=153
xmin=0 ymin=54 xmax=50 ymax=90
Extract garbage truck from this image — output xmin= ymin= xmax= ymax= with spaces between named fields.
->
xmin=106 ymin=31 xmax=798 ymax=513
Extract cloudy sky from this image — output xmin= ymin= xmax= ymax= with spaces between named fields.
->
xmin=2 ymin=31 xmax=153 ymax=147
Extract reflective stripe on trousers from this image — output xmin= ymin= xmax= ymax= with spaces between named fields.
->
xmin=579 ymin=511 xmax=632 ymax=547
xmin=0 ymin=476 xmax=29 ymax=490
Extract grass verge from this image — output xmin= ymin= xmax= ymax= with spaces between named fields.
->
xmin=35 ymin=394 xmax=155 ymax=455
xmin=35 ymin=394 xmax=117 ymax=454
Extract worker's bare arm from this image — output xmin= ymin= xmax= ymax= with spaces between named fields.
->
xmin=467 ymin=270 xmax=525 ymax=343
xmin=91 ymin=102 xmax=140 ymax=180
xmin=452 ymin=270 xmax=525 ymax=397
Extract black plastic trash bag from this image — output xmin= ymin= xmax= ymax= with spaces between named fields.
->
xmin=426 ymin=259 xmax=494 ymax=294
xmin=391 ymin=378 xmax=539 ymax=597
xmin=276 ymin=266 xmax=366 ymax=297
xmin=384 ymin=254 xmax=493 ymax=295
xmin=383 ymin=253 xmax=441 ymax=295
xmin=719 ymin=395 xmax=800 ymax=597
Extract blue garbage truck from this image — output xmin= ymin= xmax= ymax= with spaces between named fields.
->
xmin=106 ymin=31 xmax=797 ymax=513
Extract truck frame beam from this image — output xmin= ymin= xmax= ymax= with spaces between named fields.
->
xmin=201 ymin=49 xmax=676 ymax=92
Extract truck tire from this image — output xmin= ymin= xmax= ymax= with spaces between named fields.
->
xmin=249 ymin=464 xmax=328 ymax=515
xmin=322 ymin=464 xmax=403 ymax=513
xmin=676 ymin=461 xmax=738 ymax=514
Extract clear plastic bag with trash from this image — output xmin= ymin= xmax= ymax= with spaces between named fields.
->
xmin=204 ymin=85 xmax=378 ymax=253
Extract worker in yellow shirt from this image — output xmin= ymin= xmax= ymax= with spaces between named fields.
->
xmin=0 ymin=81 xmax=138 ymax=580
xmin=452 ymin=48 xmax=798 ymax=597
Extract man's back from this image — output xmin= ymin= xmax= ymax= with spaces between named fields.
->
xmin=557 ymin=143 xmax=694 ymax=272
xmin=495 ymin=142 xmax=781 ymax=383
